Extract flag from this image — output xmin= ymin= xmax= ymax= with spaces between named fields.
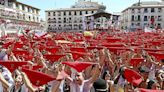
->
xmin=22 ymin=68 xmax=56 ymax=86
xmin=0 ymin=61 xmax=28 ymax=72
xmin=62 ymin=61 xmax=96 ymax=72
xmin=124 ymin=68 xmax=142 ymax=86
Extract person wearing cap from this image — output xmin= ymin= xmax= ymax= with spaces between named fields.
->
xmin=93 ymin=78 xmax=108 ymax=92
xmin=147 ymin=80 xmax=161 ymax=90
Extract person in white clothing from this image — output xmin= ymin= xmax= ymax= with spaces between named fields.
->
xmin=0 ymin=65 xmax=14 ymax=92
xmin=66 ymin=64 xmax=101 ymax=92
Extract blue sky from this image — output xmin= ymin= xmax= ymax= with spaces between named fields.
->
xmin=17 ymin=0 xmax=161 ymax=20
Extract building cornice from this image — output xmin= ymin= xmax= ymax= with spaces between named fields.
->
xmin=15 ymin=1 xmax=40 ymax=11
xmin=122 ymin=1 xmax=164 ymax=13
xmin=45 ymin=8 xmax=99 ymax=12
xmin=122 ymin=5 xmax=164 ymax=13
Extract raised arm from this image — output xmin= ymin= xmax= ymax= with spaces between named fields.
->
xmin=51 ymin=81 xmax=61 ymax=92
xmin=89 ymin=64 xmax=101 ymax=83
xmin=105 ymin=49 xmax=114 ymax=68
xmin=21 ymin=72 xmax=37 ymax=92
xmin=0 ymin=72 xmax=10 ymax=90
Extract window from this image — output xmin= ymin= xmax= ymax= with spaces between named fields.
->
xmin=138 ymin=15 xmax=141 ymax=21
xmin=131 ymin=23 xmax=134 ymax=26
xmin=157 ymin=23 xmax=161 ymax=29
xmin=21 ymin=5 xmax=24 ymax=10
xmin=58 ymin=21 xmax=61 ymax=23
xmin=151 ymin=16 xmax=154 ymax=19
xmin=86 ymin=11 xmax=88 ymax=14
xmin=131 ymin=15 xmax=134 ymax=21
xmin=37 ymin=17 xmax=39 ymax=22
xmin=36 ymin=10 xmax=39 ymax=14
xmin=32 ymin=9 xmax=35 ymax=13
xmin=48 ymin=12 xmax=51 ymax=16
xmin=138 ymin=9 xmax=141 ymax=13
xmin=137 ymin=23 xmax=140 ymax=26
xmin=157 ymin=16 xmax=162 ymax=21
xmin=69 ymin=17 xmax=71 ymax=21
xmin=17 ymin=13 xmax=19 ymax=19
xmin=151 ymin=8 xmax=155 ymax=13
xmin=33 ymin=16 xmax=35 ymax=21
xmin=144 ymin=23 xmax=147 ymax=26
xmin=28 ymin=7 xmax=31 ymax=12
xmin=64 ymin=18 xmax=66 ymax=23
xmin=144 ymin=16 xmax=148 ymax=21
xmin=63 ymin=12 xmax=66 ymax=16
xmin=29 ymin=16 xmax=31 ymax=21
xmin=144 ymin=8 xmax=148 ymax=13
xmin=0 ymin=0 xmax=5 ymax=5
xmin=58 ymin=12 xmax=61 ymax=16
xmin=53 ymin=18 xmax=56 ymax=22
xmin=69 ymin=11 xmax=71 ymax=15
xmin=131 ymin=9 xmax=135 ymax=13
xmin=150 ymin=16 xmax=154 ymax=23
xmin=8 ymin=2 xmax=13 ymax=8
xmin=16 ymin=3 xmax=19 ymax=9
xmin=23 ymin=14 xmax=25 ymax=20
xmin=158 ymin=8 xmax=162 ymax=12
xmin=53 ymin=12 xmax=56 ymax=16
xmin=79 ymin=18 xmax=82 ymax=22
xmin=74 ymin=11 xmax=77 ymax=15
xmin=80 ymin=11 xmax=82 ymax=15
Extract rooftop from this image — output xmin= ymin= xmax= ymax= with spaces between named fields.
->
xmin=45 ymin=7 xmax=98 ymax=12
xmin=16 ymin=1 xmax=40 ymax=10
xmin=46 ymin=0 xmax=106 ymax=12
xmin=132 ymin=1 xmax=164 ymax=7
xmin=122 ymin=1 xmax=164 ymax=12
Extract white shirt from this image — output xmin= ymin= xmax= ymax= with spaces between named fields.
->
xmin=0 ymin=50 xmax=8 ymax=61
xmin=20 ymin=84 xmax=28 ymax=92
xmin=0 ymin=67 xmax=14 ymax=92
xmin=70 ymin=79 xmax=92 ymax=92
xmin=48 ymin=80 xmax=64 ymax=92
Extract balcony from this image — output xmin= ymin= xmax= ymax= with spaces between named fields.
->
xmin=0 ymin=8 xmax=17 ymax=20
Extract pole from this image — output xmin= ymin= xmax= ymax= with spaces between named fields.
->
xmin=138 ymin=0 xmax=141 ymax=6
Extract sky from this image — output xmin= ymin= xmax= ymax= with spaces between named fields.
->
xmin=17 ymin=0 xmax=161 ymax=20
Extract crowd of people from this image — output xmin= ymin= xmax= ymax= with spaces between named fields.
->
xmin=0 ymin=29 xmax=163 ymax=92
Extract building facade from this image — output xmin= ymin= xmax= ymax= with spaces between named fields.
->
xmin=121 ymin=0 xmax=164 ymax=31
xmin=0 ymin=0 xmax=40 ymax=36
xmin=45 ymin=0 xmax=108 ymax=32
